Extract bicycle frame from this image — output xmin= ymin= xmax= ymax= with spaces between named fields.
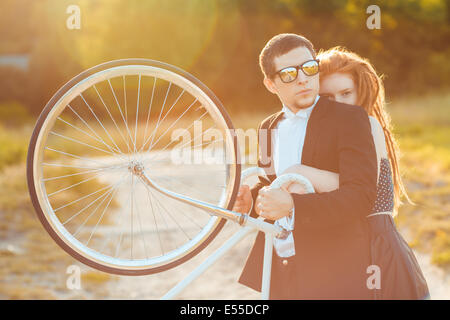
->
xmin=161 ymin=225 xmax=274 ymax=300
xmin=134 ymin=165 xmax=284 ymax=300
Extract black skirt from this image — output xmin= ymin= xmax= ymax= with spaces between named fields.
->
xmin=367 ymin=214 xmax=430 ymax=299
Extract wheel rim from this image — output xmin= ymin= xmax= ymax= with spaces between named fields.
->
xmin=30 ymin=62 xmax=239 ymax=272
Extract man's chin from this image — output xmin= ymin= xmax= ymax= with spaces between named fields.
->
xmin=294 ymin=95 xmax=316 ymax=110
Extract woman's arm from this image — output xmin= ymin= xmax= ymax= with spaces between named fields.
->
xmin=368 ymin=116 xmax=388 ymax=184
xmin=283 ymin=117 xmax=384 ymax=194
xmin=282 ymin=164 xmax=339 ymax=193
xmin=281 ymin=118 xmax=385 ymax=195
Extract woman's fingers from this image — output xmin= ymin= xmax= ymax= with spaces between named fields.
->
xmin=287 ymin=183 xmax=307 ymax=194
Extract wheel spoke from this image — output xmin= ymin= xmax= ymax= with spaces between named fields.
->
xmin=54 ymin=179 xmax=122 ymax=212
xmin=134 ymin=74 xmax=141 ymax=154
xmin=107 ymin=79 xmax=136 ymax=152
xmin=134 ymin=180 xmax=149 ymax=260
xmin=46 ymin=166 xmax=120 ymax=197
xmin=147 ymin=82 xmax=172 ymax=153
xmin=123 ymin=76 xmax=128 ymax=124
xmin=79 ymin=93 xmax=125 ymax=156
xmin=49 ymin=131 xmax=117 ymax=156
xmin=143 ymin=97 xmax=197 ymax=152
xmin=43 ymin=167 xmax=113 ymax=182
xmin=152 ymin=110 xmax=208 ymax=155
xmin=45 ymin=147 xmax=111 ymax=166
xmin=86 ymin=177 xmax=125 ymax=246
xmin=56 ymin=115 xmax=124 ymax=157
xmin=66 ymin=104 xmax=125 ymax=158
xmin=144 ymin=183 xmax=192 ymax=242
xmin=130 ymin=175 xmax=135 ymax=259
xmin=146 ymin=88 xmax=186 ymax=152
xmin=42 ymin=162 xmax=125 ymax=170
xmin=92 ymin=84 xmax=133 ymax=155
xmin=63 ymin=181 xmax=117 ymax=225
xmin=142 ymin=77 xmax=157 ymax=152
xmin=114 ymin=175 xmax=135 ymax=258
xmin=144 ymin=178 xmax=164 ymax=256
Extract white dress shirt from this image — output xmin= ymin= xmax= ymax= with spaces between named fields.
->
xmin=272 ymin=95 xmax=320 ymax=257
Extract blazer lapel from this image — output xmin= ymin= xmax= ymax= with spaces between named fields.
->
xmin=267 ymin=111 xmax=285 ymax=155
xmin=301 ymin=96 xmax=328 ymax=166
xmin=259 ymin=111 xmax=284 ymax=182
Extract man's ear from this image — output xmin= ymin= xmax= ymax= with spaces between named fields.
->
xmin=263 ymin=77 xmax=277 ymax=94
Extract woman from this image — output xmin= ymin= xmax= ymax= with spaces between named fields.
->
xmin=283 ymin=47 xmax=430 ymax=299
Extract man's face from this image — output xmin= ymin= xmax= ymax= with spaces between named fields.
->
xmin=264 ymin=46 xmax=320 ymax=112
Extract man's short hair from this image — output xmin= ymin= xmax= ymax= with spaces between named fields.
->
xmin=259 ymin=33 xmax=316 ymax=79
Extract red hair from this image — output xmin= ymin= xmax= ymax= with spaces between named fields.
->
xmin=318 ymin=46 xmax=412 ymax=214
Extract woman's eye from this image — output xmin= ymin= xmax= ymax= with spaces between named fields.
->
xmin=342 ymin=91 xmax=352 ymax=96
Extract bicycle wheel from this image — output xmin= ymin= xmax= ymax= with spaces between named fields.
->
xmin=27 ymin=59 xmax=241 ymax=275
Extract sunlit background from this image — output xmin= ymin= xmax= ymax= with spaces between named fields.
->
xmin=0 ymin=0 xmax=449 ymax=299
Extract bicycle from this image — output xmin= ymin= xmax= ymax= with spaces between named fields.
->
xmin=27 ymin=59 xmax=314 ymax=299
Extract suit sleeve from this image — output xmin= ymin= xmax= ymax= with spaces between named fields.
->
xmin=291 ymin=107 xmax=378 ymax=231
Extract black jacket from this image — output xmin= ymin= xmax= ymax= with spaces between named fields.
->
xmin=238 ymin=97 xmax=378 ymax=299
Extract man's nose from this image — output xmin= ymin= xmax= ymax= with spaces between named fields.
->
xmin=296 ymin=71 xmax=308 ymax=85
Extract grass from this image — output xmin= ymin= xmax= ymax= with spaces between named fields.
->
xmin=0 ymin=124 xmax=29 ymax=172
xmin=386 ymin=91 xmax=450 ymax=269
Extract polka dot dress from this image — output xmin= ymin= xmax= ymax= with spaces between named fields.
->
xmin=371 ymin=158 xmax=394 ymax=213
xmin=367 ymin=158 xmax=430 ymax=299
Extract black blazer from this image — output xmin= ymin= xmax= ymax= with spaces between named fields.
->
xmin=238 ymin=97 xmax=378 ymax=299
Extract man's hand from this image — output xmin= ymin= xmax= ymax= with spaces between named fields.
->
xmin=232 ymin=185 xmax=252 ymax=214
xmin=255 ymin=186 xmax=294 ymax=221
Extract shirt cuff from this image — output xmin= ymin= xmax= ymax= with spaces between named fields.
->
xmin=287 ymin=207 xmax=295 ymax=229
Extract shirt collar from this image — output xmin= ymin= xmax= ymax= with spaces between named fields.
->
xmin=282 ymin=95 xmax=320 ymax=120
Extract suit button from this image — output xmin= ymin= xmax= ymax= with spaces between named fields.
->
xmin=282 ymin=259 xmax=288 ymax=266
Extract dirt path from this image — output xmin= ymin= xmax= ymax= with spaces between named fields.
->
xmin=412 ymin=251 xmax=450 ymax=299
xmin=102 ymin=221 xmax=262 ymax=299
xmin=99 ymin=227 xmax=450 ymax=300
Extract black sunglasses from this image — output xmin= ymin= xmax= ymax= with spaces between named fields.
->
xmin=274 ymin=59 xmax=320 ymax=83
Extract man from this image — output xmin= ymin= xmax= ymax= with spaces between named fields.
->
xmin=234 ymin=33 xmax=378 ymax=299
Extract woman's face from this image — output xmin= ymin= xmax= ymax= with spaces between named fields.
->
xmin=319 ymin=72 xmax=358 ymax=105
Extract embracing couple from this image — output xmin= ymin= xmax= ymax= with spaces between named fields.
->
xmin=233 ymin=33 xmax=430 ymax=300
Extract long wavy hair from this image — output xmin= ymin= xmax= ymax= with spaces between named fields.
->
xmin=317 ymin=46 xmax=412 ymax=215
